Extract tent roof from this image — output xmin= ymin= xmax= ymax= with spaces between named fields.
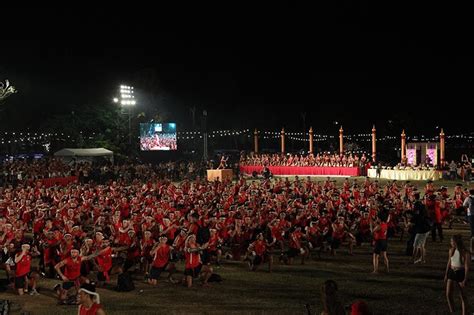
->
xmin=54 ymin=148 xmax=113 ymax=157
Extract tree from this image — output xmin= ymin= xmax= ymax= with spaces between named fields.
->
xmin=40 ymin=103 xmax=130 ymax=155
xmin=0 ymin=79 xmax=17 ymax=103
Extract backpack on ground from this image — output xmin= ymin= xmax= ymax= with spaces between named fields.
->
xmin=208 ymin=273 xmax=223 ymax=283
xmin=116 ymin=272 xmax=135 ymax=292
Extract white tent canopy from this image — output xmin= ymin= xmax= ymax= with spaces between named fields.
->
xmin=54 ymin=148 xmax=114 ymax=163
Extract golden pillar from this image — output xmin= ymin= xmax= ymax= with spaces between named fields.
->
xmin=339 ymin=126 xmax=344 ymax=155
xmin=440 ymin=128 xmax=445 ymax=167
xmin=371 ymin=125 xmax=377 ymax=163
xmin=254 ymin=128 xmax=259 ymax=153
xmin=281 ymin=128 xmax=285 ymax=153
xmin=309 ymin=127 xmax=314 ymax=153
xmin=401 ymin=129 xmax=406 ymax=163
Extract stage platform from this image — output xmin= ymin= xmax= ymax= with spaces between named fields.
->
xmin=239 ymin=165 xmax=361 ymax=177
xmin=207 ymin=169 xmax=233 ymax=181
xmin=367 ymin=168 xmax=442 ymax=180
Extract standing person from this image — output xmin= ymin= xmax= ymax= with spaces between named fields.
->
xmin=412 ymin=193 xmax=432 ymax=263
xmin=426 ymin=194 xmax=443 ymax=242
xmin=376 ymin=163 xmax=382 ymax=179
xmin=217 ymin=155 xmax=228 ymax=170
xmin=370 ymin=215 xmax=389 ymax=274
xmin=463 ymin=189 xmax=474 ymax=261
xmin=449 ymin=161 xmax=457 ymax=180
xmin=320 ymin=280 xmax=345 ymax=315
xmin=444 ymin=235 xmax=470 ymax=315
xmin=77 ymin=283 xmax=106 ymax=315
xmin=465 ymin=163 xmax=472 ymax=185
xmin=14 ymin=244 xmax=40 ymax=296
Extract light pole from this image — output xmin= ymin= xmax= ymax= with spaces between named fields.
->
xmin=113 ymin=85 xmax=136 ymax=146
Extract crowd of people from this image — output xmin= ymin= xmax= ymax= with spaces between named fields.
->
xmin=1 ymin=159 xmax=77 ymax=182
xmin=0 ymin=158 xmax=204 ymax=187
xmin=240 ymin=152 xmax=369 ymax=168
xmin=448 ymin=155 xmax=473 ymax=183
xmin=0 ymin=157 xmax=473 ymax=314
xmin=140 ymin=133 xmax=177 ymax=151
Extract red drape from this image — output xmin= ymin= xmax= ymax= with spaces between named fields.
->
xmin=240 ymin=166 xmax=360 ymax=176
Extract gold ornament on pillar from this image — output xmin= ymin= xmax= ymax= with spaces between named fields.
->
xmin=401 ymin=129 xmax=406 ymax=164
xmin=371 ymin=125 xmax=377 ymax=163
xmin=439 ymin=128 xmax=445 ymax=167
xmin=254 ymin=129 xmax=259 ymax=153
xmin=339 ymin=126 xmax=344 ymax=155
xmin=281 ymin=128 xmax=285 ymax=153
xmin=309 ymin=127 xmax=314 ymax=153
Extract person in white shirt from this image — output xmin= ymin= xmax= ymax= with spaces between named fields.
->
xmin=444 ymin=235 xmax=470 ymax=314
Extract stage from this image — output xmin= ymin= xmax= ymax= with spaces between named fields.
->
xmin=207 ymin=169 xmax=233 ymax=181
xmin=367 ymin=168 xmax=443 ymax=181
xmin=239 ymin=165 xmax=361 ymax=177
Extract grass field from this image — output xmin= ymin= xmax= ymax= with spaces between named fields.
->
xmin=1 ymin=177 xmax=473 ymax=315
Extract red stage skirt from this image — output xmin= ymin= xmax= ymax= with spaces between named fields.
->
xmin=240 ymin=166 xmax=360 ymax=176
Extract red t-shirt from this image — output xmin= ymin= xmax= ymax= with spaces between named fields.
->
xmin=96 ymin=247 xmax=112 ymax=271
xmin=185 ymin=246 xmax=201 ymax=269
xmin=64 ymin=256 xmax=82 ymax=280
xmin=332 ymin=223 xmax=345 ymax=239
xmin=289 ymin=231 xmax=302 ymax=249
xmin=253 ymin=240 xmax=266 ymax=256
xmin=15 ymin=253 xmax=31 ymax=277
xmin=374 ymin=223 xmax=387 ymax=241
xmin=152 ymin=244 xmax=170 ymax=268
xmin=78 ymin=303 xmax=103 ymax=315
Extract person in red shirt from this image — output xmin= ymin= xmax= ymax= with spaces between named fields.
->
xmin=285 ymin=226 xmax=308 ymax=265
xmin=148 ymin=236 xmax=176 ymax=285
xmin=356 ymin=212 xmax=371 ymax=246
xmin=140 ymin=230 xmax=155 ymax=275
xmin=172 ymin=228 xmax=187 ymax=261
xmin=184 ymin=234 xmax=212 ymax=288
xmin=371 ymin=216 xmax=389 ymax=274
xmin=94 ymin=239 xmax=127 ymax=287
xmin=247 ymin=233 xmax=274 ymax=272
xmin=206 ymin=228 xmax=222 ymax=266
xmin=54 ymin=248 xmax=97 ymax=304
xmin=330 ymin=217 xmax=355 ymax=256
xmin=14 ymin=244 xmax=40 ymax=295
xmin=40 ymin=230 xmax=60 ymax=278
xmin=77 ymin=283 xmax=105 ymax=315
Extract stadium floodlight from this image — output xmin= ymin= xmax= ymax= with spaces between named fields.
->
xmin=113 ymin=84 xmax=137 ymax=147
xmin=114 ymin=84 xmax=135 ymax=106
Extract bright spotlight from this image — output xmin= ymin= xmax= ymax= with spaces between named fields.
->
xmin=113 ymin=98 xmax=119 ymax=103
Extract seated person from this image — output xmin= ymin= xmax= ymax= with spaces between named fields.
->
xmin=262 ymin=166 xmax=272 ymax=179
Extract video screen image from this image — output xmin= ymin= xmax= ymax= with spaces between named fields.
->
xmin=140 ymin=123 xmax=177 ymax=151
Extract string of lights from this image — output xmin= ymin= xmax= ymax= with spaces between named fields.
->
xmin=1 ymin=130 xmax=472 ymax=145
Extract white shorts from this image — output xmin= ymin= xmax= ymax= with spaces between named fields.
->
xmin=413 ymin=232 xmax=430 ymax=248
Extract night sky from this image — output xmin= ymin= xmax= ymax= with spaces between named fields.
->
xmin=1 ymin=7 xmax=472 ymax=136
